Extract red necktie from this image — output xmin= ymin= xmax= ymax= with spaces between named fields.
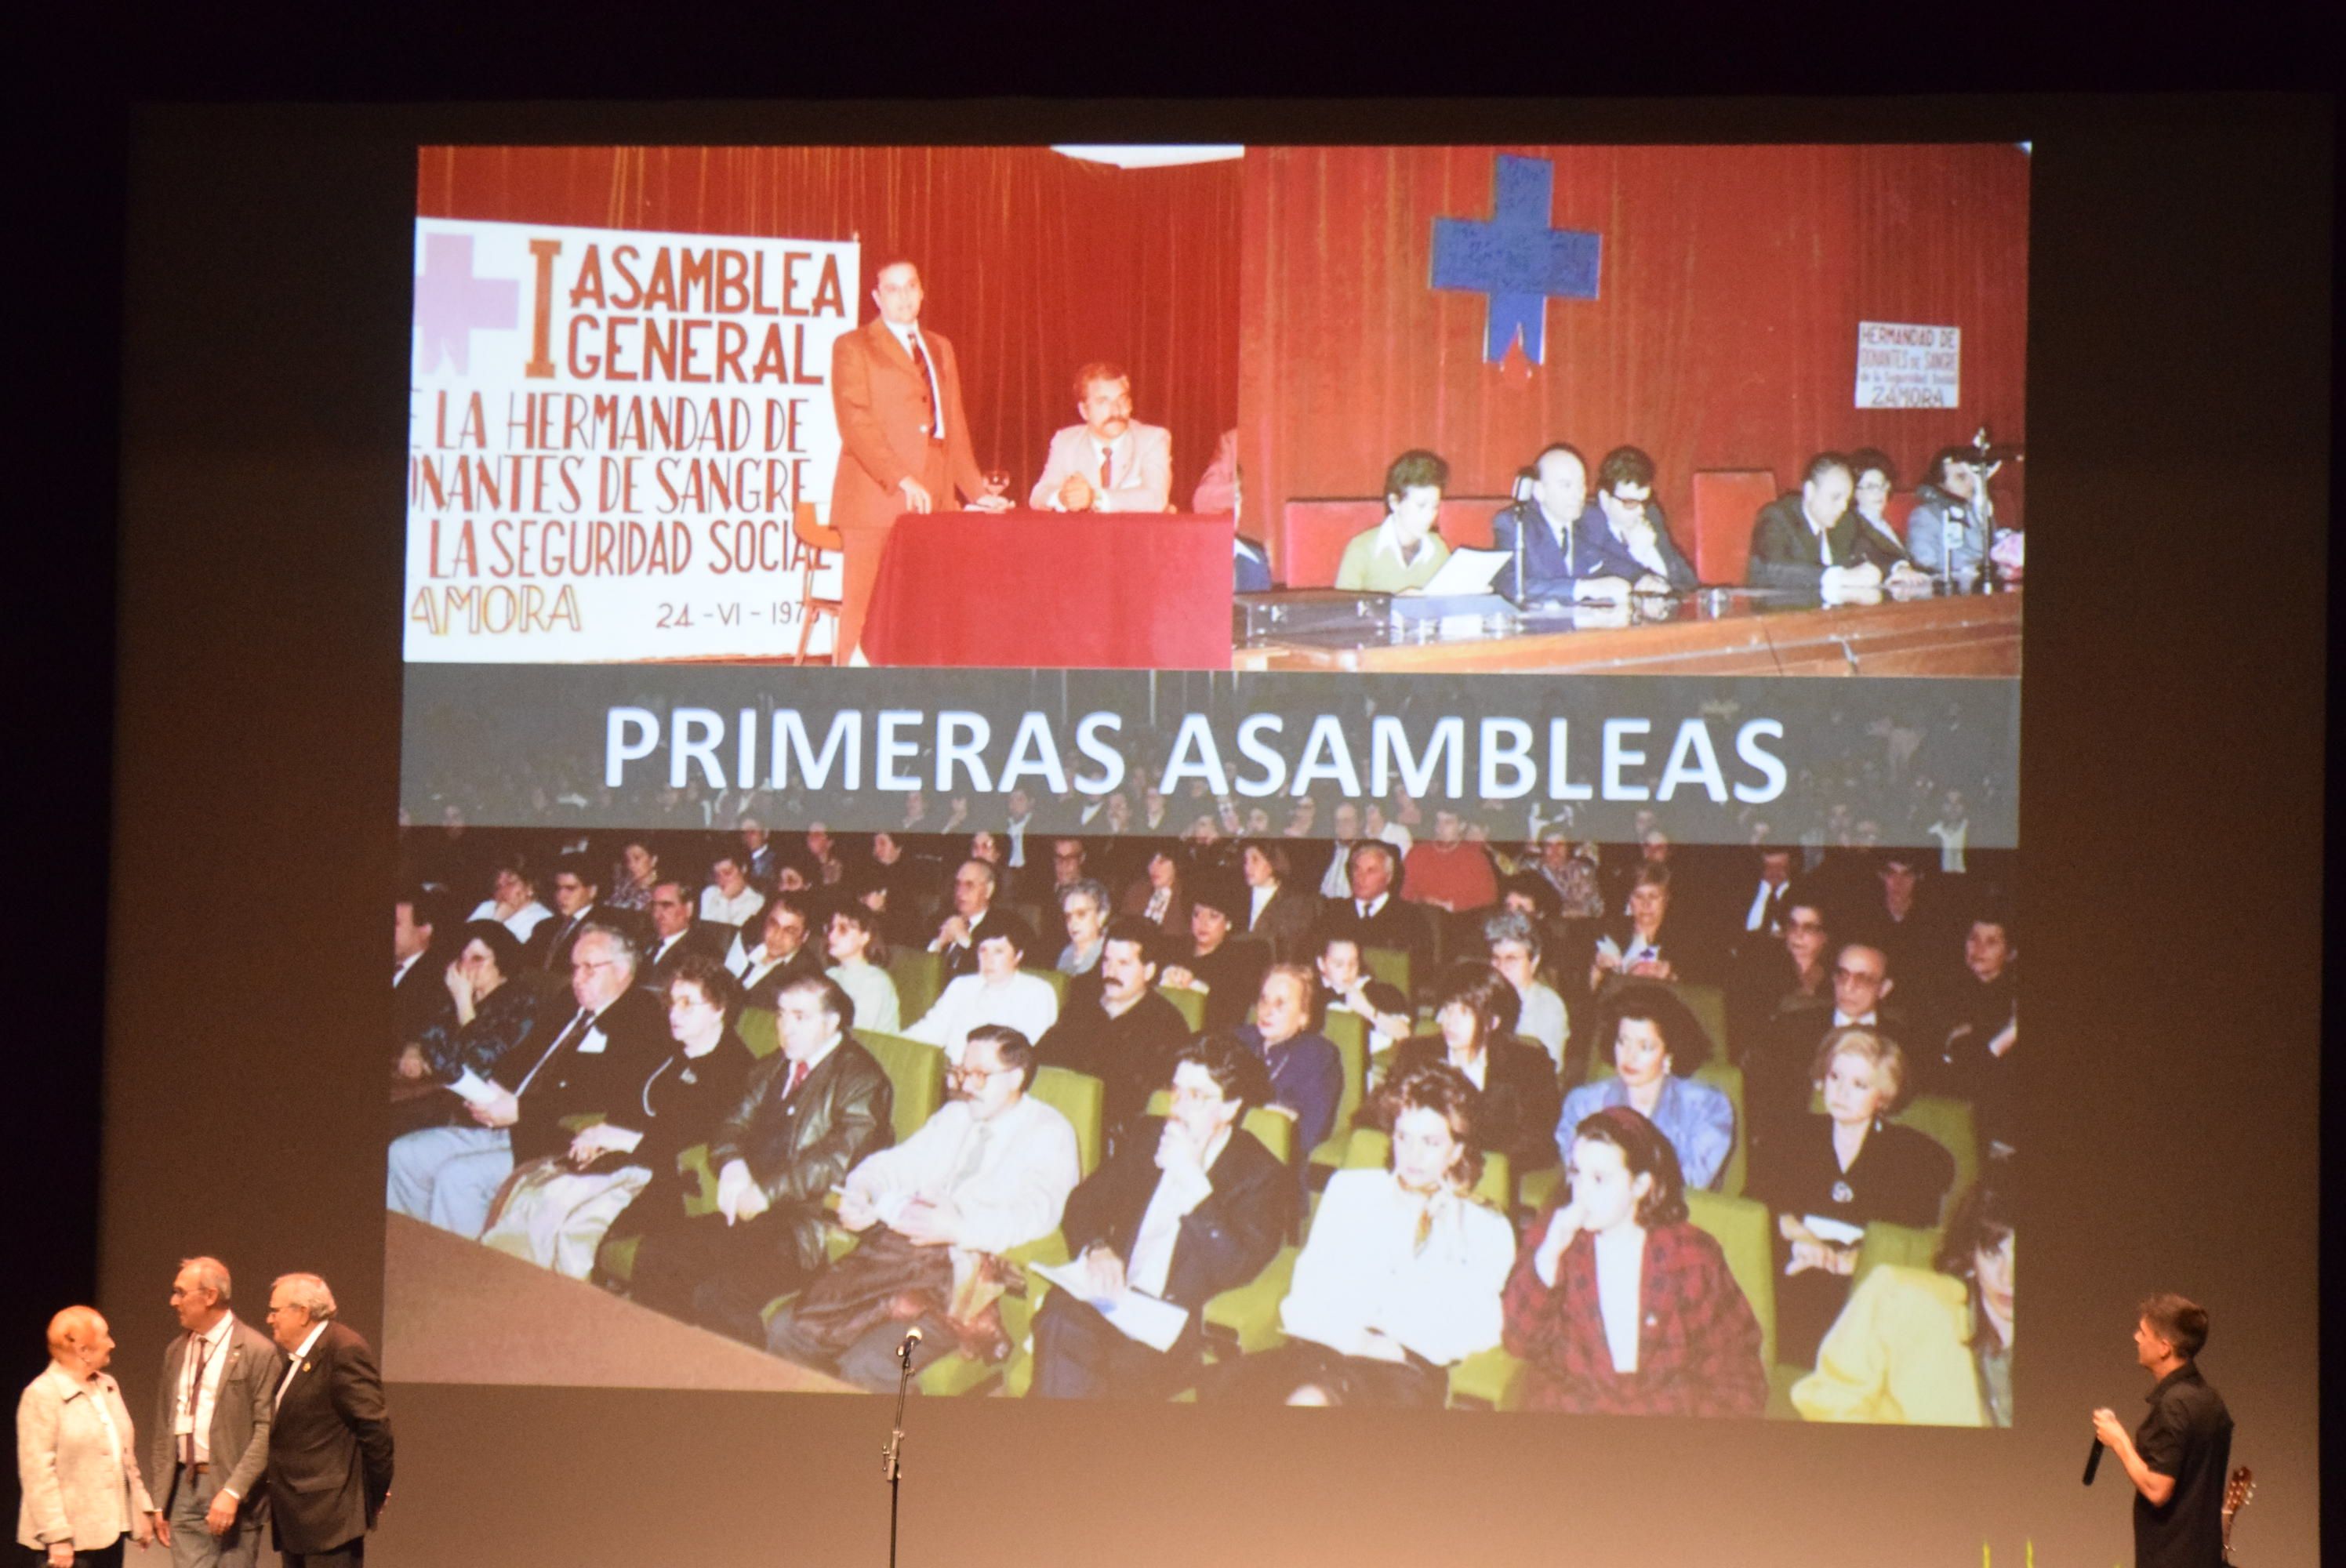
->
xmin=785 ymin=1060 xmax=809 ymax=1098
xmin=906 ymin=334 xmax=938 ymax=437
xmin=1099 ymin=446 xmax=1113 ymax=490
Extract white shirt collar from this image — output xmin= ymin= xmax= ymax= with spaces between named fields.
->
xmin=1375 ymin=517 xmax=1434 ymax=566
xmin=884 ymin=319 xmax=924 ymax=354
xmin=293 ymin=1322 xmax=329 ymax=1362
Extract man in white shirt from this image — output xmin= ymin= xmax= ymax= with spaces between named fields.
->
xmin=724 ymin=894 xmax=823 ymax=1007
xmin=1028 ymin=361 xmax=1173 ymax=514
xmin=697 ymin=854 xmax=767 ymax=930
xmin=904 ymin=916 xmax=1059 ymax=1065
xmin=151 ymin=1258 xmax=281 ymax=1568
xmin=768 ymin=1023 xmax=1079 ymax=1387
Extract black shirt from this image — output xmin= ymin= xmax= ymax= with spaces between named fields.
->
xmin=2132 ymin=1363 xmax=2232 ymax=1568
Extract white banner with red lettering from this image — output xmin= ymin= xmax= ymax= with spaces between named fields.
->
xmin=405 ymin=219 xmax=859 ymax=661
xmin=1854 ymin=320 xmax=1962 ymax=409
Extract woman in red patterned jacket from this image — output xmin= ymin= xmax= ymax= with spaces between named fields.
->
xmin=1502 ymin=1105 xmax=1766 ymax=1415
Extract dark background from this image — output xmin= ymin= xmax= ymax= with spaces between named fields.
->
xmin=15 ymin=19 xmax=2337 ymax=1567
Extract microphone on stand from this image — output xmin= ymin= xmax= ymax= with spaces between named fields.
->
xmin=897 ymin=1325 xmax=924 ymax=1367
xmin=2083 ymin=1438 xmax=2104 ymax=1486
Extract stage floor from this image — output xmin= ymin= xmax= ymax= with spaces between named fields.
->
xmin=382 ymin=1211 xmax=855 ymax=1393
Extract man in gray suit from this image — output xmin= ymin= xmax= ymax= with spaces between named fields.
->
xmin=150 ymin=1256 xmax=281 ymax=1568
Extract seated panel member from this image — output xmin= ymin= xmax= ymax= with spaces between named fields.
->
xmin=1030 ymin=362 xmax=1173 ymax=514
xmin=767 ymin=1025 xmax=1079 ymax=1388
xmin=1845 ymin=448 xmax=1927 ymax=582
xmin=1504 ymin=1105 xmax=1766 ymax=1416
xmin=903 ymin=914 xmax=1060 ymax=1065
xmin=1490 ymin=442 xmax=1594 ymax=602
xmin=1571 ymin=445 xmax=1698 ymax=593
xmin=1745 ymin=451 xmax=1882 ymax=594
xmin=1032 ymin=1033 xmax=1295 ymax=1399
xmin=627 ymin=973 xmax=895 ymax=1345
xmin=1908 ymin=445 xmax=2019 ymax=586
xmin=1236 ymin=1064 xmax=1515 ymax=1406
xmin=1334 ymin=449 xmax=1452 ymax=593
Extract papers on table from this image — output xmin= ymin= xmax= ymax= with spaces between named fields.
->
xmin=1419 ymin=545 xmax=1509 ymax=597
xmin=1031 ymin=1260 xmax=1192 ymax=1352
xmin=445 ymin=1067 xmax=503 ymax=1105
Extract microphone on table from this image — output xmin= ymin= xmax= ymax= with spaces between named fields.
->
xmin=2083 ymin=1437 xmax=2104 ymax=1486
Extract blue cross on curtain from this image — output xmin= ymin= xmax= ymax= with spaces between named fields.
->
xmin=1429 ymin=154 xmax=1601 ymax=365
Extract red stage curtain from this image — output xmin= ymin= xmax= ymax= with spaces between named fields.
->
xmin=419 ymin=147 xmax=1240 ymax=506
xmin=1237 ymin=144 xmax=2029 ymax=568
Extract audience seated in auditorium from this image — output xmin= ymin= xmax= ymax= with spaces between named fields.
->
xmin=823 ymin=902 xmax=901 ymax=1037
xmin=1160 ymin=877 xmax=1266 ymax=1032
xmin=1327 ymin=840 xmax=1429 ymax=984
xmin=527 ymin=854 xmax=626 ymax=975
xmin=390 ymin=923 xmax=666 ymax=1240
xmin=904 ymin=914 xmax=1059 ymax=1065
xmin=468 ymin=856 xmax=554 ymax=946
xmin=487 ymin=956 xmax=754 ymax=1279
xmin=1590 ymin=862 xmax=1701 ymax=989
xmin=1504 ymin=1105 xmax=1766 ymax=1415
xmin=1793 ymin=1179 xmax=2014 ymax=1426
xmin=767 ymin=1023 xmax=1078 ymax=1387
xmin=1755 ymin=1025 xmax=1954 ymax=1368
xmin=929 ymin=857 xmax=1003 ymax=981
xmin=1036 ymin=917 xmax=1195 ymax=1158
xmin=1028 ymin=362 xmax=1172 ymax=514
xmin=738 ymin=816 xmax=780 ymax=890
xmin=1558 ymin=984 xmax=1736 ymax=1192
xmin=1744 ymin=940 xmax=1908 ymax=1160
xmin=696 ymin=851 xmax=767 ymax=930
xmin=1745 ymin=452 xmax=1881 ymax=595
xmin=1234 ymin=964 xmax=1345 ymax=1166
xmin=726 ymin=893 xmax=826 ymax=1009
xmin=627 ymin=972 xmax=894 ymax=1345
xmin=1119 ymin=847 xmax=1191 ymax=940
xmin=1233 ymin=1064 xmax=1513 ymax=1406
xmin=608 ymin=837 xmax=662 ymax=914
xmin=1312 ymin=927 xmax=1413 ymax=1059
xmin=1055 ymin=877 xmax=1113 ymax=999
xmin=1032 ymin=1032 xmax=1293 ymax=1399
xmin=1371 ymin=963 xmax=1560 ymax=1175
xmin=394 ymin=917 xmax=547 ymax=1096
xmin=1401 ymin=808 xmax=1498 ymax=914
xmin=393 ymin=889 xmax=456 ymax=1054
xmin=644 ymin=879 xmax=731 ymax=990
xmin=1237 ymin=838 xmax=1320 ymax=964
xmin=1484 ymin=909 xmax=1568 ymax=1069
xmin=1334 ymin=449 xmax=1452 ymax=593
xmin=1930 ymin=909 xmax=2017 ymax=1158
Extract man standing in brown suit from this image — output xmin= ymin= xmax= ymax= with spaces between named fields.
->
xmin=827 ymin=258 xmax=1008 ymax=659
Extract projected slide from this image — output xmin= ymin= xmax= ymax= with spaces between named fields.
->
xmin=390 ymin=143 xmax=2026 ymax=1420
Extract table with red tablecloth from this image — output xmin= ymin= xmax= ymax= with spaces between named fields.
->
xmin=850 ymin=510 xmax=1236 ymax=669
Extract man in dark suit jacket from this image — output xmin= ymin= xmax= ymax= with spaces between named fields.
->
xmin=1745 ymin=452 xmax=1878 ymax=593
xmin=1570 ymin=445 xmax=1698 ymax=591
xmin=387 ymin=922 xmax=668 ymax=1237
xmin=1031 ymin=1033 xmax=1293 ymax=1398
xmin=390 ymin=891 xmax=452 ymax=1054
xmin=627 ymin=971 xmax=895 ymax=1345
xmin=526 ymin=853 xmax=633 ymax=975
xmin=1036 ymin=917 xmax=1197 ymax=1157
xmin=641 ymin=878 xmax=732 ymax=991
xmin=262 ymin=1275 xmax=390 ymax=1567
xmin=827 ymin=257 xmax=1009 ymax=658
xmin=1490 ymin=443 xmax=1593 ymax=603
xmin=152 ymin=1256 xmax=281 ymax=1568
xmin=1324 ymin=840 xmax=1430 ymax=997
